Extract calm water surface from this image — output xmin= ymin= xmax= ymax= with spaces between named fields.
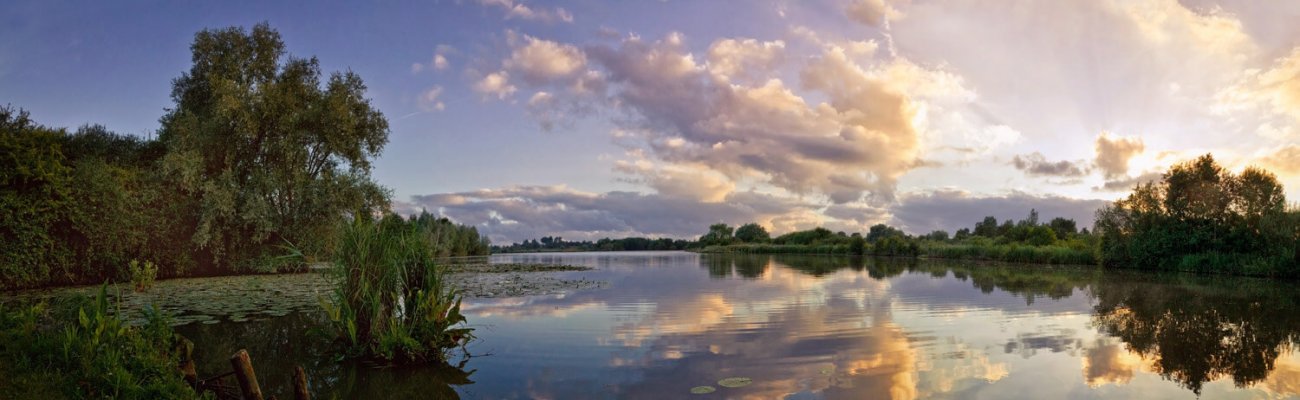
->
xmin=168 ymin=252 xmax=1300 ymax=399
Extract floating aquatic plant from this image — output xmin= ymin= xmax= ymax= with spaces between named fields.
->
xmin=717 ymin=377 xmax=753 ymax=388
xmin=690 ymin=386 xmax=716 ymax=394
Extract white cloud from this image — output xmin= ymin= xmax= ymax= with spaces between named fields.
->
xmin=505 ymin=35 xmax=587 ymax=84
xmin=473 ymin=71 xmax=517 ymax=99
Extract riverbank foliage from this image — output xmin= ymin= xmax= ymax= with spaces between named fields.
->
xmin=1095 ymin=154 xmax=1300 ymax=277
xmin=0 ymin=287 xmax=200 ymax=399
xmin=320 ymin=213 xmax=474 ymax=364
xmin=1 ymin=24 xmax=396 ymax=289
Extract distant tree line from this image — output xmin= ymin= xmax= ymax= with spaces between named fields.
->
xmin=493 ymin=236 xmax=692 ymax=253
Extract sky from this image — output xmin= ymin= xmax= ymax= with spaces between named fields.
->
xmin=4 ymin=0 xmax=1300 ymax=244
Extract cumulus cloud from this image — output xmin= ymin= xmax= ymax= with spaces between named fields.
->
xmin=577 ymin=34 xmax=967 ymax=203
xmin=477 ymin=0 xmax=573 ymax=24
xmin=705 ymin=38 xmax=785 ymax=82
xmin=1094 ymin=132 xmax=1145 ymax=179
xmin=891 ymin=189 xmax=1109 ymax=234
xmin=505 ymin=34 xmax=588 ymax=85
xmin=473 ymin=71 xmax=517 ymax=99
xmin=1011 ymin=152 xmax=1090 ymax=178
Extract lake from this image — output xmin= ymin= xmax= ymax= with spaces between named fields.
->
xmin=28 ymin=251 xmax=1300 ymax=399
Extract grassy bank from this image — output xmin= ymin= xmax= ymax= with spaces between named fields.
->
xmin=0 ymin=287 xmax=200 ymax=399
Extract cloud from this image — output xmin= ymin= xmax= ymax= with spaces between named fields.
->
xmin=505 ymin=34 xmax=588 ymax=85
xmin=396 ymin=185 xmax=822 ymax=243
xmin=705 ymin=38 xmax=785 ymax=82
xmin=1011 ymin=152 xmax=1090 ymax=178
xmin=418 ymin=86 xmax=445 ymax=111
xmin=891 ymin=189 xmax=1109 ymax=234
xmin=1217 ymin=48 xmax=1300 ymax=134
xmin=411 ymin=45 xmax=453 ymax=74
xmin=477 ymin=0 xmax=573 ymax=24
xmin=846 ymin=0 xmax=904 ymax=28
xmin=473 ymin=71 xmax=517 ymax=99
xmin=1094 ymin=171 xmax=1163 ymax=192
xmin=1094 ymin=131 xmax=1145 ymax=179
xmin=1257 ymin=145 xmax=1300 ymax=175
xmin=576 ymin=34 xmax=966 ymax=203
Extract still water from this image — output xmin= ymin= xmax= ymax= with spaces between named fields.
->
xmin=171 ymin=252 xmax=1300 ymax=399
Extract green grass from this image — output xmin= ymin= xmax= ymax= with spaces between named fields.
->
xmin=922 ymin=243 xmax=1097 ymax=265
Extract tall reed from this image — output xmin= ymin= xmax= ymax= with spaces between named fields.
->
xmin=320 ymin=214 xmax=473 ymax=364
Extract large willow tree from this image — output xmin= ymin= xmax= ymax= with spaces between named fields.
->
xmin=159 ymin=23 xmax=390 ymax=270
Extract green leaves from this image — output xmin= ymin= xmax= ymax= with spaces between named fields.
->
xmin=160 ymin=23 xmax=391 ymax=272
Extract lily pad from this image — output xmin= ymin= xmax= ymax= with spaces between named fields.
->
xmin=690 ymin=386 xmax=716 ymax=394
xmin=717 ymin=377 xmax=752 ymax=388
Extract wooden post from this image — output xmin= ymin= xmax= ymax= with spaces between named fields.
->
xmin=293 ymin=366 xmax=311 ymax=400
xmin=229 ymin=349 xmax=264 ymax=400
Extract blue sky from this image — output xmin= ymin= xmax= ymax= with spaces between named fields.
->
xmin=5 ymin=0 xmax=1300 ymax=243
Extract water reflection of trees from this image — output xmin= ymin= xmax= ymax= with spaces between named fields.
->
xmin=1091 ymin=272 xmax=1300 ymax=394
xmin=761 ymin=254 xmax=1097 ymax=304
xmin=178 ymin=312 xmax=474 ymax=399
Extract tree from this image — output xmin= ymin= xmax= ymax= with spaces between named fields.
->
xmin=866 ymin=224 xmax=905 ymax=243
xmin=1047 ymin=217 xmax=1078 ymax=239
xmin=158 ymin=23 xmax=390 ymax=270
xmin=973 ymin=216 xmax=998 ymax=237
xmin=734 ymin=223 xmax=770 ymax=243
xmin=1095 ymin=154 xmax=1298 ymax=275
xmin=699 ymin=223 xmax=735 ymax=246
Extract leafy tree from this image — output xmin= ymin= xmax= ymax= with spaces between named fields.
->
xmin=734 ymin=223 xmax=770 ymax=243
xmin=699 ymin=223 xmax=735 ymax=246
xmin=866 ymin=224 xmax=905 ymax=243
xmin=158 ymin=23 xmax=390 ymax=270
xmin=1095 ymin=154 xmax=1298 ymax=276
xmin=1047 ymin=217 xmax=1077 ymax=239
xmin=973 ymin=216 xmax=998 ymax=237
xmin=1025 ymin=226 xmax=1058 ymax=246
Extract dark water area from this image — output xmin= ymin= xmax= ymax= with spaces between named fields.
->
xmin=162 ymin=252 xmax=1300 ymax=399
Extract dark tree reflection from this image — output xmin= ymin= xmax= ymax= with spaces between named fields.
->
xmin=1091 ymin=272 xmax=1300 ymax=394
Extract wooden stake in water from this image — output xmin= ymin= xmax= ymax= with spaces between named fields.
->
xmin=293 ymin=365 xmax=311 ymax=400
xmin=229 ymin=349 xmax=264 ymax=400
